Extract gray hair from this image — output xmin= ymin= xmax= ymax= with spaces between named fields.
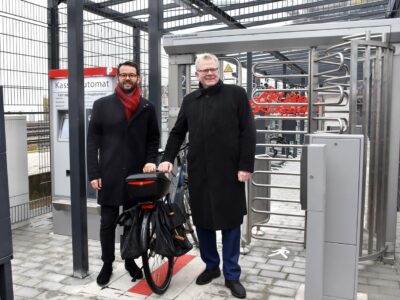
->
xmin=195 ymin=53 xmax=219 ymax=70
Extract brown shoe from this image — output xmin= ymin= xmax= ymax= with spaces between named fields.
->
xmin=195 ymin=268 xmax=221 ymax=285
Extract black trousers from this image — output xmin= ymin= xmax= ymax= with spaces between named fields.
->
xmin=100 ymin=203 xmax=133 ymax=263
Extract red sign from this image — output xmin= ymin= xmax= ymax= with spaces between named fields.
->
xmin=48 ymin=67 xmax=117 ymax=78
xmin=250 ymin=89 xmax=308 ymax=116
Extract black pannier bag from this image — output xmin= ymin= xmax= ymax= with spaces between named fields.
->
xmin=116 ymin=206 xmax=143 ymax=259
xmin=154 ymin=202 xmax=193 ymax=257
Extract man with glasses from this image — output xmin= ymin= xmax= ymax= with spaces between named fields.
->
xmin=158 ymin=53 xmax=256 ymax=298
xmin=87 ymin=61 xmax=160 ymax=286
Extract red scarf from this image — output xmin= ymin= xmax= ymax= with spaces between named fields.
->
xmin=116 ymin=84 xmax=141 ymax=120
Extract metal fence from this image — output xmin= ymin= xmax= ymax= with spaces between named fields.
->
xmin=0 ymin=0 xmax=51 ymax=224
xmin=9 ymin=197 xmax=52 ymax=224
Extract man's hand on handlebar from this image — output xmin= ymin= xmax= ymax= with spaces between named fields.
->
xmin=158 ymin=161 xmax=173 ymax=173
xmin=143 ymin=163 xmax=157 ymax=173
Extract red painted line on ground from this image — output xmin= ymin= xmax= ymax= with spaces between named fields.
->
xmin=128 ymin=254 xmax=196 ymax=296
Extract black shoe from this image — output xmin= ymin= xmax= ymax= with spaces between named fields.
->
xmin=195 ymin=268 xmax=221 ymax=285
xmin=97 ymin=263 xmax=113 ymax=286
xmin=225 ymin=280 xmax=246 ymax=299
xmin=125 ymin=259 xmax=143 ymax=281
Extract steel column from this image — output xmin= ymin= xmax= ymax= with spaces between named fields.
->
xmin=132 ymin=28 xmax=140 ymax=65
xmin=0 ymin=86 xmax=14 ymax=300
xmin=246 ymin=52 xmax=253 ymax=99
xmin=384 ymin=43 xmax=399 ymax=261
xmin=148 ymin=0 xmax=162 ymax=128
xmin=48 ymin=0 xmax=60 ymax=70
xmin=67 ymin=0 xmax=89 ymax=278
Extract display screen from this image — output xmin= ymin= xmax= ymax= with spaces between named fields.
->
xmin=59 ymin=113 xmax=69 ymax=141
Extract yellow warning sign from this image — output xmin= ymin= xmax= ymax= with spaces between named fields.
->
xmin=224 ymin=64 xmax=233 ymax=73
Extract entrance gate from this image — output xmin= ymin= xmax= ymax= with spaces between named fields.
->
xmin=164 ymin=20 xmax=399 ymax=261
xmin=245 ymin=32 xmax=395 ymax=261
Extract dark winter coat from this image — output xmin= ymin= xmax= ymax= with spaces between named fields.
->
xmin=87 ymin=93 xmax=160 ymax=206
xmin=162 ymin=80 xmax=256 ymax=230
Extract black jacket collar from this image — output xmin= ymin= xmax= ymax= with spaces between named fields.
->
xmin=195 ymin=80 xmax=223 ymax=98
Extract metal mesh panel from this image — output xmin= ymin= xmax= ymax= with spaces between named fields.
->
xmin=0 ymin=0 xmax=51 ymax=218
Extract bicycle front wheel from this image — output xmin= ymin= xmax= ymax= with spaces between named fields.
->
xmin=183 ymin=191 xmax=199 ymax=247
xmin=140 ymin=210 xmax=174 ymax=295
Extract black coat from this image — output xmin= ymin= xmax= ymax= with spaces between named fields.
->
xmin=162 ymin=81 xmax=256 ymax=230
xmin=87 ymin=93 xmax=160 ymax=206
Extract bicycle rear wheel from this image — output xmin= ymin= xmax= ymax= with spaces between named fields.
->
xmin=140 ymin=210 xmax=174 ymax=294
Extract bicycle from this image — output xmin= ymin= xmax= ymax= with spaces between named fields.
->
xmin=123 ymin=172 xmax=174 ymax=294
xmin=167 ymin=144 xmax=199 ymax=247
xmin=122 ymin=164 xmax=195 ymax=294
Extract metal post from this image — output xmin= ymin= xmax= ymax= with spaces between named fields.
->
xmin=48 ymin=0 xmax=60 ymax=70
xmin=299 ymin=73 xmax=306 ymax=144
xmin=349 ymin=41 xmax=359 ymax=133
xmin=384 ymin=43 xmax=399 ymax=262
xmin=67 ymin=0 xmax=89 ymax=278
xmin=246 ymin=52 xmax=253 ymax=100
xmin=0 ymin=86 xmax=14 ymax=300
xmin=148 ymin=0 xmax=162 ymax=129
xmin=360 ymin=32 xmax=371 ymax=257
xmin=132 ymin=28 xmax=140 ymax=65
xmin=308 ymin=47 xmax=318 ymax=133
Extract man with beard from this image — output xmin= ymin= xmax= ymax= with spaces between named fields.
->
xmin=158 ymin=53 xmax=256 ymax=299
xmin=87 ymin=61 xmax=160 ymax=286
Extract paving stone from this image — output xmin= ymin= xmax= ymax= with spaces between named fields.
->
xmin=268 ymin=259 xmax=294 ymax=267
xmin=287 ymin=274 xmax=305 ymax=283
xmin=267 ymin=286 xmax=297 ymax=297
xmin=22 ymin=277 xmax=42 ymax=287
xmin=281 ymin=266 xmax=305 ymax=276
xmin=42 ymin=273 xmax=69 ymax=283
xmin=14 ymin=285 xmax=43 ymax=298
xmin=246 ymin=275 xmax=273 ymax=285
xmin=241 ymin=266 xmax=261 ymax=275
xmin=255 ymin=262 xmax=283 ymax=272
xmin=293 ymin=262 xmax=305 ymax=269
xmin=242 ymin=255 xmax=268 ymax=264
xmin=266 ymin=295 xmax=294 ymax=300
xmin=273 ymin=279 xmax=302 ymax=290
xmin=259 ymin=270 xmax=287 ymax=280
xmin=36 ymin=280 xmax=64 ymax=291
xmin=35 ymin=291 xmax=69 ymax=300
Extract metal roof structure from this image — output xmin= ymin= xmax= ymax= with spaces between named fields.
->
xmin=59 ymin=0 xmax=397 ymax=33
xmin=56 ymin=0 xmax=399 ymax=84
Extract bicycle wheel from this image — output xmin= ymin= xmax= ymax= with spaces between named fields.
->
xmin=183 ymin=190 xmax=199 ymax=247
xmin=140 ymin=210 xmax=174 ymax=295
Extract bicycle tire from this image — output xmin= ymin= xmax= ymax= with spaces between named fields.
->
xmin=140 ymin=210 xmax=174 ymax=295
xmin=183 ymin=191 xmax=199 ymax=247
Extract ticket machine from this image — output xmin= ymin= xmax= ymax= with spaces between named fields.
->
xmin=49 ymin=67 xmax=116 ymax=239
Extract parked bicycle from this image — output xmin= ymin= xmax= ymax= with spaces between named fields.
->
xmin=166 ymin=144 xmax=199 ymax=247
xmin=117 ymin=145 xmax=197 ymax=295
xmin=118 ymin=172 xmax=175 ymax=294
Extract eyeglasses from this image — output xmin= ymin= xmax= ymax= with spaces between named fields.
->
xmin=119 ymin=73 xmax=138 ymax=79
xmin=197 ymin=68 xmax=219 ymax=74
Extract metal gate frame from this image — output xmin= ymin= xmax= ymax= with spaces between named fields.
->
xmin=163 ymin=19 xmax=400 ymax=261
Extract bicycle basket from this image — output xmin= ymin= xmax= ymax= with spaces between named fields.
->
xmin=126 ymin=172 xmax=170 ymax=202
